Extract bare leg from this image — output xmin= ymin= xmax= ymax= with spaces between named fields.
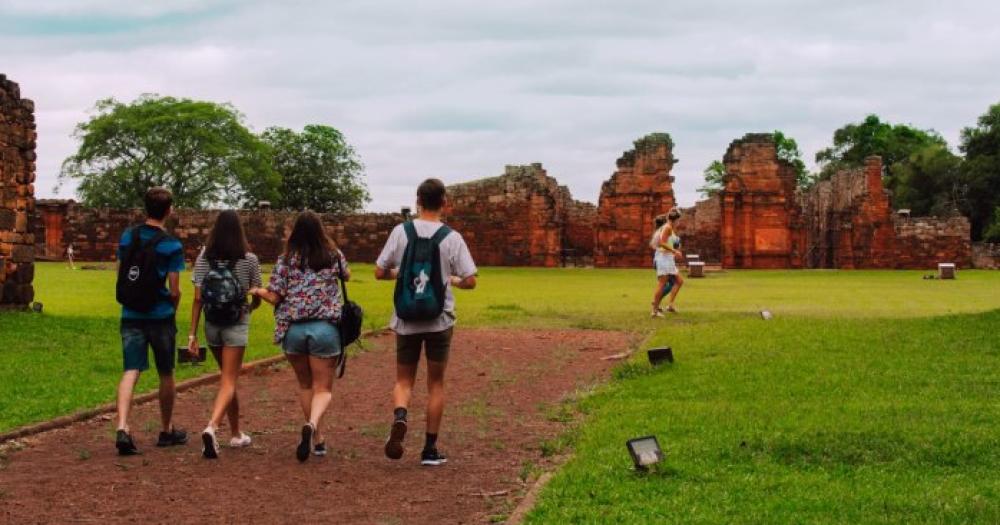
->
xmin=652 ymin=275 xmax=669 ymax=310
xmin=116 ymin=370 xmax=141 ymax=431
xmin=426 ymin=359 xmax=447 ymax=435
xmin=393 ymin=362 xmax=419 ymax=411
xmin=207 ymin=346 xmax=245 ymax=430
xmin=668 ymin=273 xmax=685 ymax=306
xmin=307 ymin=356 xmax=335 ymax=443
xmin=209 ymin=346 xmax=241 ymax=436
xmin=158 ymin=373 xmax=176 ymax=433
xmin=286 ymin=354 xmax=314 ymax=422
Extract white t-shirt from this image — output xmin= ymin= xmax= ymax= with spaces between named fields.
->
xmin=376 ymin=219 xmax=478 ymax=335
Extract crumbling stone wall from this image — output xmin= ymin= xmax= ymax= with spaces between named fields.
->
xmin=594 ymin=133 xmax=676 ymax=267
xmin=972 ymin=243 xmax=1000 ymax=269
xmin=34 ymin=200 xmax=403 ymax=265
xmin=893 ymin=217 xmax=971 ymax=269
xmin=444 ymin=163 xmax=594 ymax=267
xmin=564 ymin=200 xmax=597 ymax=264
xmin=676 ymin=197 xmax=722 ymax=263
xmin=801 ymin=157 xmax=896 ymax=268
xmin=720 ymin=133 xmax=804 ymax=269
xmin=0 ymin=75 xmax=36 ymax=307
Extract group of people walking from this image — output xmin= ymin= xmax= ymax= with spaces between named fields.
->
xmin=113 ymin=179 xmax=477 ymax=466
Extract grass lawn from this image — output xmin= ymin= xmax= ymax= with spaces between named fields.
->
xmin=2 ymin=263 xmax=1000 ymax=522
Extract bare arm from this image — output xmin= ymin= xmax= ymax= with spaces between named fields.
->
xmin=168 ymin=272 xmax=181 ymax=309
xmin=188 ymin=288 xmax=202 ymax=355
xmin=450 ymin=275 xmax=477 ymax=290
xmin=250 ymin=287 xmax=282 ymax=305
xmin=375 ymin=266 xmax=398 ymax=281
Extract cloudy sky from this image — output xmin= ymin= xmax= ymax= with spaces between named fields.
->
xmin=3 ymin=0 xmax=999 ymax=210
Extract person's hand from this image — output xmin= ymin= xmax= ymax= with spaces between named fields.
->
xmin=187 ymin=336 xmax=200 ymax=357
xmin=449 ymin=275 xmax=463 ymax=287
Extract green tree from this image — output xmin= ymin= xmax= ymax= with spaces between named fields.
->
xmin=983 ymin=207 xmax=1000 ymax=243
xmin=261 ymin=125 xmax=369 ymax=213
xmin=698 ymin=160 xmax=726 ymax=198
xmin=889 ymin=143 xmax=963 ymax=216
xmin=960 ymin=103 xmax=1000 ymax=240
xmin=772 ymin=130 xmax=814 ymax=188
xmin=815 ymin=115 xmax=946 ymax=180
xmin=59 ymin=95 xmax=277 ymax=209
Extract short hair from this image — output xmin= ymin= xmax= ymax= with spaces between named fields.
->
xmin=144 ymin=187 xmax=173 ymax=220
xmin=417 ymin=178 xmax=447 ymax=211
xmin=667 ymin=208 xmax=681 ymax=221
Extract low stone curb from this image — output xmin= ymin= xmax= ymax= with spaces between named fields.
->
xmin=0 ymin=328 xmax=387 ymax=444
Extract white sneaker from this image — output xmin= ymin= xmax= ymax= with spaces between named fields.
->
xmin=202 ymin=427 xmax=220 ymax=459
xmin=229 ymin=432 xmax=252 ymax=448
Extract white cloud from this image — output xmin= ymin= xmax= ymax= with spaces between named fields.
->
xmin=2 ymin=0 xmax=999 ymax=211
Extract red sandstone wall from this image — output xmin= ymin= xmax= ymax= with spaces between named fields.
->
xmin=720 ymin=134 xmax=804 ymax=269
xmin=444 ymin=163 xmax=594 ymax=267
xmin=892 ymin=217 xmax=972 ymax=269
xmin=676 ymin=197 xmax=722 ymax=263
xmin=972 ymin=243 xmax=1000 ymax=269
xmin=0 ymin=75 xmax=36 ymax=306
xmin=34 ymin=201 xmax=402 ymax=265
xmin=594 ymin=134 xmax=676 ymax=267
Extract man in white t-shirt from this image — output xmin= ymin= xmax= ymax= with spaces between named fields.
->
xmin=375 ymin=178 xmax=478 ymax=466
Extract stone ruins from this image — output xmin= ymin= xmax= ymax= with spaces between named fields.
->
xmin=1 ymin=80 xmax=977 ymax=273
xmin=0 ymin=75 xmax=36 ymax=307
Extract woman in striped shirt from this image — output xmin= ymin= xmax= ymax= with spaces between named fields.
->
xmin=187 ymin=210 xmax=263 ymax=459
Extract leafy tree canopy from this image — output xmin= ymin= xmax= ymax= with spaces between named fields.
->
xmin=815 ymin=114 xmax=946 ymax=180
xmin=261 ymin=125 xmax=370 ymax=214
xmin=773 ymin=130 xmax=814 ymax=188
xmin=698 ymin=160 xmax=726 ymax=198
xmin=59 ymin=95 xmax=278 ymax=209
xmin=888 ymin=143 xmax=963 ymax=217
xmin=959 ymin=103 xmax=1000 ymax=239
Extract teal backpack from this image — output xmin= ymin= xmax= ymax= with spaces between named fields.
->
xmin=394 ymin=221 xmax=452 ymax=321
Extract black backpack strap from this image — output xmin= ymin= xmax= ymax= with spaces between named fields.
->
xmin=430 ymin=225 xmax=452 ymax=245
xmin=335 ymin=253 xmax=349 ymax=303
xmin=142 ymin=229 xmax=168 ymax=252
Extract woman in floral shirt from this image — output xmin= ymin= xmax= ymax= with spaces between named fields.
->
xmin=251 ymin=211 xmax=350 ymax=462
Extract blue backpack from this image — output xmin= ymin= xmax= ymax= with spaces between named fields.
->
xmin=394 ymin=221 xmax=452 ymax=321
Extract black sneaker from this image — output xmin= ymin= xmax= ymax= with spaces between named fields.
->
xmin=420 ymin=448 xmax=448 ymax=466
xmin=384 ymin=419 xmax=407 ymax=460
xmin=156 ymin=428 xmax=188 ymax=447
xmin=313 ymin=442 xmax=327 ymax=457
xmin=116 ymin=430 xmax=139 ymax=456
xmin=296 ymin=423 xmax=314 ymax=463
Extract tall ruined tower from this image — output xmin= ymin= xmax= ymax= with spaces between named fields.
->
xmin=0 ymin=75 xmax=36 ymax=307
xmin=720 ymin=133 xmax=804 ymax=269
xmin=594 ymin=133 xmax=676 ymax=267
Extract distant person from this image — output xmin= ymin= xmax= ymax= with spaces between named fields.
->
xmin=113 ymin=187 xmax=187 ymax=455
xmin=375 ymin=178 xmax=478 ymax=466
xmin=187 ymin=210 xmax=263 ymax=459
xmin=66 ymin=243 xmax=76 ymax=270
xmin=251 ymin=211 xmax=349 ymax=462
xmin=650 ymin=208 xmax=684 ymax=317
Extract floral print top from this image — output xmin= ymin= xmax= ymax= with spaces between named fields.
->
xmin=267 ymin=250 xmax=350 ymax=343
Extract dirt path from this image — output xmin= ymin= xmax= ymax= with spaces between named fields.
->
xmin=0 ymin=329 xmax=628 ymax=524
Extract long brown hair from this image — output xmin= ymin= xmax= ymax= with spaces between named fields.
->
xmin=285 ymin=211 xmax=338 ymax=271
xmin=204 ymin=210 xmax=250 ymax=261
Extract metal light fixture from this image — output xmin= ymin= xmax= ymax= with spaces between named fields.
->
xmin=760 ymin=310 xmax=773 ymax=320
xmin=31 ymin=302 xmax=43 ymax=313
xmin=626 ymin=435 xmax=664 ymax=470
xmin=647 ymin=347 xmax=674 ymax=366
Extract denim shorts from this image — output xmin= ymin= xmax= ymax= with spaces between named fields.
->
xmin=204 ymin=315 xmax=250 ymax=348
xmin=282 ymin=320 xmax=342 ymax=358
xmin=121 ymin=319 xmax=177 ymax=373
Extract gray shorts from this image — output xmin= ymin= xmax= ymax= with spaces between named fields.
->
xmin=282 ymin=320 xmax=342 ymax=359
xmin=204 ymin=315 xmax=250 ymax=348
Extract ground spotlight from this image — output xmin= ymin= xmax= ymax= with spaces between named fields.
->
xmin=31 ymin=302 xmax=43 ymax=313
xmin=647 ymin=347 xmax=674 ymax=366
xmin=760 ymin=310 xmax=773 ymax=320
xmin=626 ymin=435 xmax=664 ymax=471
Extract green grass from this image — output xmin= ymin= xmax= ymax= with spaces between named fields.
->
xmin=526 ymin=306 xmax=1000 ymax=523
xmin=3 ymin=264 xmax=1000 ymax=522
